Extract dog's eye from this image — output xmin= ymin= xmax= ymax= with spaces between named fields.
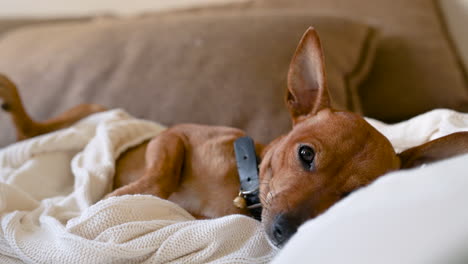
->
xmin=298 ymin=145 xmax=315 ymax=170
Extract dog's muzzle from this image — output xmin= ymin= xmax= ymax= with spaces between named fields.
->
xmin=268 ymin=213 xmax=301 ymax=247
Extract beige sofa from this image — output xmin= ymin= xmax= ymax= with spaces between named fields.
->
xmin=0 ymin=0 xmax=466 ymax=147
xmin=0 ymin=1 xmax=468 ymax=263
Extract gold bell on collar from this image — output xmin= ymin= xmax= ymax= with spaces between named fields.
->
xmin=233 ymin=192 xmax=247 ymax=209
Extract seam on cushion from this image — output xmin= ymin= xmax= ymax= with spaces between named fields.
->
xmin=433 ymin=0 xmax=468 ymax=88
xmin=0 ymin=18 xmax=90 ymax=42
xmin=135 ymin=0 xmax=254 ymax=18
xmin=345 ymin=26 xmax=379 ymax=114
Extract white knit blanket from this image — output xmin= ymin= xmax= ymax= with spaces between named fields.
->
xmin=0 ymin=108 xmax=467 ymax=264
xmin=0 ymin=110 xmax=276 ymax=264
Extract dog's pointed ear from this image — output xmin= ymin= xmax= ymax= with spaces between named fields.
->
xmin=398 ymin=132 xmax=468 ymax=169
xmin=286 ymin=27 xmax=330 ymax=125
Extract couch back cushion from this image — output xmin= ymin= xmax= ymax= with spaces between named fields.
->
xmin=248 ymin=0 xmax=468 ymax=122
xmin=0 ymin=11 xmax=377 ymax=146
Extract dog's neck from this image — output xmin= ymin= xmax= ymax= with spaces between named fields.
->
xmin=234 ymin=136 xmax=263 ymax=220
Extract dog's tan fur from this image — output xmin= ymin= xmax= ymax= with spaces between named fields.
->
xmin=1 ymin=28 xmax=467 ymax=247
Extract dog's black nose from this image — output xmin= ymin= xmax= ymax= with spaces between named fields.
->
xmin=269 ymin=214 xmax=299 ymax=247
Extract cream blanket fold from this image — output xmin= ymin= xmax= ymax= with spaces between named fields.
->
xmin=0 ymin=110 xmax=276 ymax=264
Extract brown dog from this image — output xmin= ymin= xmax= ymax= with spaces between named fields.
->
xmin=1 ymin=28 xmax=468 ymax=248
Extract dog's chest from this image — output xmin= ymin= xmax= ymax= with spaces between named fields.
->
xmin=166 ymin=162 xmax=247 ymax=219
xmin=167 ymin=130 xmax=249 ymax=218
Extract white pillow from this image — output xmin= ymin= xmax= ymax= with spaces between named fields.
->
xmin=272 ymin=153 xmax=468 ymax=264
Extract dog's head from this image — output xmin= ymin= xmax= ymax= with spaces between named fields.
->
xmin=259 ymin=28 xmax=468 ymax=248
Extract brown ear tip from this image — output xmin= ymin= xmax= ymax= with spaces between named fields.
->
xmin=299 ymin=27 xmax=321 ymax=49
xmin=304 ymin=27 xmax=318 ymax=36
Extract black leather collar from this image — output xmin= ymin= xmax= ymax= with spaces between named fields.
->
xmin=233 ymin=136 xmax=262 ymax=220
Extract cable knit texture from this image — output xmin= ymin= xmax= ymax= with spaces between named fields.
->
xmin=0 ymin=108 xmax=467 ymax=263
xmin=0 ymin=109 xmax=276 ymax=264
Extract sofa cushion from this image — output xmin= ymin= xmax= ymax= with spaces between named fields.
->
xmin=248 ymin=0 xmax=468 ymax=122
xmin=0 ymin=17 xmax=88 ymax=37
xmin=437 ymin=0 xmax=468 ymax=76
xmin=0 ymin=11 xmax=377 ymax=147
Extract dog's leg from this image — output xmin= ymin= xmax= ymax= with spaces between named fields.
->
xmin=0 ymin=74 xmax=105 ymax=141
xmin=109 ymin=130 xmax=185 ymax=199
xmin=398 ymin=131 xmax=468 ymax=169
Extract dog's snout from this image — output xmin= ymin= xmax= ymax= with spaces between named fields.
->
xmin=269 ymin=214 xmax=299 ymax=247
